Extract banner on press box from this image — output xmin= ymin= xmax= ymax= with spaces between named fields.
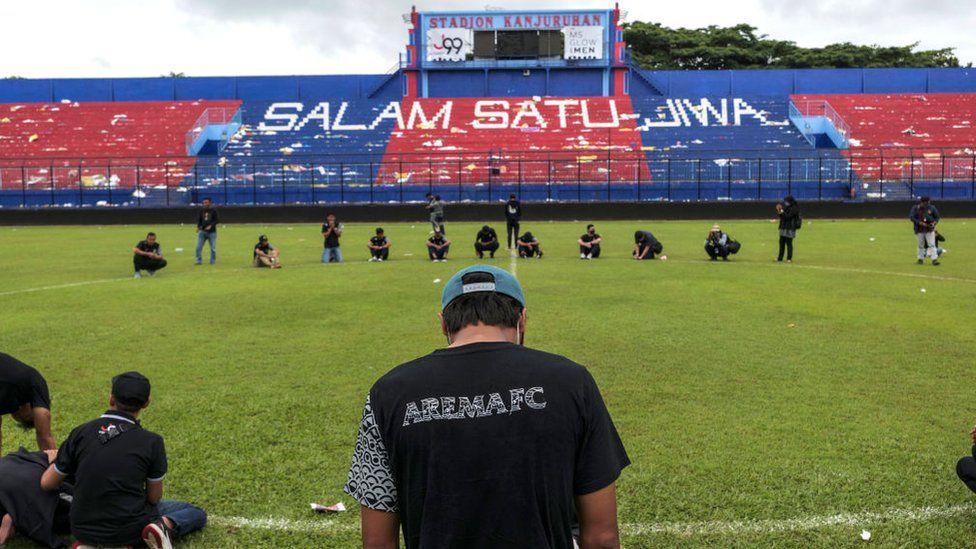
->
xmin=562 ymin=26 xmax=603 ymax=59
xmin=427 ymin=28 xmax=473 ymax=61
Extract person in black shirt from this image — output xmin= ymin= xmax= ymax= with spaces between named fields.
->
xmin=253 ymin=234 xmax=281 ymax=268
xmin=0 ymin=447 xmax=71 ymax=548
xmin=910 ymin=196 xmax=942 ymax=265
xmin=516 ymin=231 xmax=543 ymax=258
xmin=321 ymin=213 xmax=344 ymax=263
xmin=504 ymin=194 xmax=522 ymax=249
xmin=704 ymin=225 xmax=731 ymax=261
xmin=776 ymin=195 xmax=800 ymax=263
xmin=345 ymin=265 xmax=629 ymax=549
xmin=0 ymin=353 xmax=55 ymax=454
xmin=427 ymin=230 xmax=451 ymax=262
xmin=368 ymin=228 xmax=392 ymax=262
xmin=195 ymin=197 xmax=219 ymax=265
xmin=133 ymin=232 xmax=167 ymax=278
xmin=578 ymin=224 xmax=602 ymax=260
xmin=633 ymin=230 xmax=663 ymax=260
xmin=958 ymin=421 xmax=976 ymax=496
xmin=474 ymin=225 xmax=499 ymax=259
xmin=40 ymin=372 xmax=207 ymax=548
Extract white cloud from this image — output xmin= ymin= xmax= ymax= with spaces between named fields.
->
xmin=0 ymin=0 xmax=971 ymax=79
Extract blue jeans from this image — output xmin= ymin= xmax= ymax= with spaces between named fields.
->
xmin=322 ymin=247 xmax=342 ymax=263
xmin=196 ymin=231 xmax=217 ymax=264
xmin=157 ymin=500 xmax=207 ymax=539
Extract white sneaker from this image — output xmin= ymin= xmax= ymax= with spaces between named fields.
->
xmin=141 ymin=522 xmax=173 ymax=549
xmin=580 ymin=253 xmax=586 ymax=259
xmin=378 ymin=258 xmax=384 ymax=262
xmin=368 ymin=257 xmax=376 ymax=262
xmin=134 ymin=272 xmax=142 ymax=279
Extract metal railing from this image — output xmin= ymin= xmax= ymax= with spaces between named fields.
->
xmin=791 ymin=99 xmax=852 ymax=140
xmin=183 ymin=108 xmax=241 ymax=154
xmin=2 ymin=151 xmax=975 ymax=208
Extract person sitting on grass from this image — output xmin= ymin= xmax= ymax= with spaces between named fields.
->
xmin=368 ymin=228 xmax=392 ymax=262
xmin=705 ymin=225 xmax=730 ymax=261
xmin=474 ymin=225 xmax=499 ymax=259
xmin=578 ymin=224 xmax=602 ymax=260
xmin=0 ymin=353 xmax=56 ymax=455
xmin=516 ymin=232 xmax=543 ymax=258
xmin=0 ymin=447 xmax=71 ymax=548
xmin=253 ymin=235 xmax=281 ymax=269
xmin=427 ymin=230 xmax=450 ymax=262
xmin=633 ymin=230 xmax=663 ymax=260
xmin=41 ymin=372 xmax=208 ymax=549
xmin=957 ymin=421 xmax=976 ymax=497
xmin=133 ymin=232 xmax=167 ymax=279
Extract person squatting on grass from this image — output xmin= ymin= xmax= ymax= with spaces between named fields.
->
xmin=474 ymin=225 xmax=499 ymax=259
xmin=504 ymin=194 xmax=522 ymax=249
xmin=368 ymin=228 xmax=392 ymax=262
xmin=0 ymin=447 xmax=72 ymax=548
xmin=0 ymin=353 xmax=56 ymax=455
xmin=633 ymin=230 xmax=663 ymax=260
xmin=194 ymin=198 xmax=219 ymax=266
xmin=133 ymin=232 xmax=167 ymax=278
xmin=345 ymin=265 xmax=630 ymax=549
xmin=705 ymin=225 xmax=735 ymax=261
xmin=957 ymin=422 xmax=976 ymax=496
xmin=253 ymin=234 xmax=281 ymax=269
xmin=40 ymin=372 xmax=207 ymax=549
xmin=910 ymin=196 xmax=941 ymax=266
xmin=321 ymin=213 xmax=344 ymax=263
xmin=776 ymin=196 xmax=801 ymax=263
xmin=427 ymin=230 xmax=451 ymax=262
xmin=578 ymin=224 xmax=602 ymax=259
xmin=516 ymin=231 xmax=543 ymax=258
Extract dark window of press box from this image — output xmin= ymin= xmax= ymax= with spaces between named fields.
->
xmin=473 ymin=30 xmax=565 ymax=60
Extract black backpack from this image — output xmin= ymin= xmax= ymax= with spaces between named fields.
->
xmin=727 ymin=240 xmax=741 ymax=254
xmin=793 ymin=214 xmax=803 ymax=230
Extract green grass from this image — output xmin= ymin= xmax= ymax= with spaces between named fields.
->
xmin=1 ymin=218 xmax=975 ymax=548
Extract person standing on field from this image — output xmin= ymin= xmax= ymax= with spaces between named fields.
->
xmin=194 ymin=197 xmax=219 ymax=265
xmin=504 ymin=194 xmax=522 ymax=249
xmin=776 ymin=196 xmax=800 ymax=263
xmin=910 ymin=196 xmax=941 ymax=266
xmin=345 ymin=265 xmax=630 ymax=549
xmin=425 ymin=193 xmax=446 ymax=235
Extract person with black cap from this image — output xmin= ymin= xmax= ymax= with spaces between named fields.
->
xmin=368 ymin=228 xmax=392 ymax=262
xmin=474 ymin=225 xmax=499 ymax=259
xmin=0 ymin=353 xmax=55 ymax=454
xmin=345 ymin=265 xmax=630 ymax=549
xmin=40 ymin=372 xmax=207 ymax=549
xmin=504 ymin=194 xmax=522 ymax=249
xmin=426 ymin=229 xmax=451 ymax=262
xmin=253 ymin=234 xmax=281 ymax=268
xmin=133 ymin=232 xmax=167 ymax=278
xmin=633 ymin=230 xmax=663 ymax=260
xmin=516 ymin=231 xmax=543 ymax=258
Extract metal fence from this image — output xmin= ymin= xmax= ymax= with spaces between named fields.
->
xmin=1 ymin=151 xmax=974 ymax=208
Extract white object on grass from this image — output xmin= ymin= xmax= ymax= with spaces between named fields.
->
xmin=310 ymin=502 xmax=346 ymax=513
xmin=860 ymin=530 xmax=871 ymax=541
xmin=920 ymin=288 xmax=927 ymax=293
xmin=869 ymin=237 xmax=876 ymax=241
xmin=174 ymin=248 xmax=184 ymax=252
xmin=433 ymin=278 xmax=441 ymax=283
xmin=660 ymin=255 xmax=668 ymax=261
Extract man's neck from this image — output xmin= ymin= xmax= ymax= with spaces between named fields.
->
xmin=448 ymin=325 xmax=517 ymax=347
xmin=108 ymin=407 xmax=140 ymax=419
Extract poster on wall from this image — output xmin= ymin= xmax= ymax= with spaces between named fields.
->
xmin=562 ymin=26 xmax=603 ymax=59
xmin=426 ymin=28 xmax=473 ymax=61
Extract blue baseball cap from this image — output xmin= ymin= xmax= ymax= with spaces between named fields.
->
xmin=441 ymin=264 xmax=525 ymax=310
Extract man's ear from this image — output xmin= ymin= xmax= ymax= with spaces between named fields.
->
xmin=109 ymin=394 xmax=117 ymax=409
xmin=438 ymin=312 xmax=448 ymax=338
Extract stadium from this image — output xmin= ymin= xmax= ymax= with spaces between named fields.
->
xmin=0 ymin=2 xmax=975 ymax=548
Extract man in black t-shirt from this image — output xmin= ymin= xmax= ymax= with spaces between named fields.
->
xmin=41 ymin=372 xmax=207 ymax=548
xmin=427 ymin=230 xmax=451 ymax=262
xmin=345 ymin=264 xmax=629 ymax=549
xmin=578 ymin=224 xmax=602 ymax=259
xmin=516 ymin=231 xmax=543 ymax=258
xmin=368 ymin=228 xmax=392 ymax=262
xmin=133 ymin=232 xmax=167 ymax=278
xmin=253 ymin=234 xmax=281 ymax=268
xmin=321 ymin=213 xmax=344 ymax=263
xmin=0 ymin=353 xmax=55 ymax=454
xmin=195 ymin=197 xmax=219 ymax=265
xmin=633 ymin=230 xmax=663 ymax=260
xmin=474 ymin=225 xmax=499 ymax=259
xmin=0 ymin=447 xmax=70 ymax=548
xmin=504 ymin=194 xmax=522 ymax=249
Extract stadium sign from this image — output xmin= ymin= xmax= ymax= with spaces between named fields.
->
xmin=425 ymin=12 xmax=604 ymax=30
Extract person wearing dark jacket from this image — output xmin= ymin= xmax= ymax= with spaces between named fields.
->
xmin=0 ymin=447 xmax=71 ymax=548
xmin=194 ymin=197 xmax=219 ymax=265
xmin=909 ymin=196 xmax=941 ymax=266
xmin=776 ymin=196 xmax=800 ymax=263
xmin=516 ymin=232 xmax=543 ymax=258
xmin=633 ymin=230 xmax=663 ymax=260
xmin=474 ymin=225 xmax=499 ymax=259
xmin=504 ymin=194 xmax=522 ymax=249
xmin=957 ymin=422 xmax=976 ymax=496
xmin=705 ymin=225 xmax=731 ymax=261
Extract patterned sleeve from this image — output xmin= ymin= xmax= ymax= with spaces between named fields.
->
xmin=344 ymin=394 xmax=398 ymax=512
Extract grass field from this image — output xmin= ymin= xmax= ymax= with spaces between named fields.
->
xmin=1 ymin=217 xmax=975 ymax=548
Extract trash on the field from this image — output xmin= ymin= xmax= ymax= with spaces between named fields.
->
xmin=660 ymin=255 xmax=668 ymax=261
xmin=869 ymin=237 xmax=875 ymax=241
xmin=287 ymin=227 xmax=293 ymax=231
xmin=174 ymin=248 xmax=184 ymax=252
xmin=311 ymin=502 xmax=346 ymax=513
xmin=433 ymin=278 xmax=441 ymax=283
xmin=860 ymin=529 xmax=871 ymax=541
xmin=787 ymin=323 xmax=796 ymax=328
xmin=404 ymin=253 xmax=413 ymax=256
xmin=920 ymin=288 xmax=927 ymax=293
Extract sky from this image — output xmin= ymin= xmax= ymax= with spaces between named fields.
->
xmin=0 ymin=0 xmax=972 ymax=78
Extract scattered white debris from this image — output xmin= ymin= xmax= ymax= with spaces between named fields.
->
xmin=310 ymin=502 xmax=346 ymax=513
xmin=433 ymin=278 xmax=441 ymax=283
xmin=869 ymin=237 xmax=875 ymax=241
xmin=174 ymin=248 xmax=184 ymax=252
xmin=660 ymin=255 xmax=668 ymax=261
xmin=920 ymin=288 xmax=927 ymax=293
xmin=860 ymin=530 xmax=871 ymax=541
